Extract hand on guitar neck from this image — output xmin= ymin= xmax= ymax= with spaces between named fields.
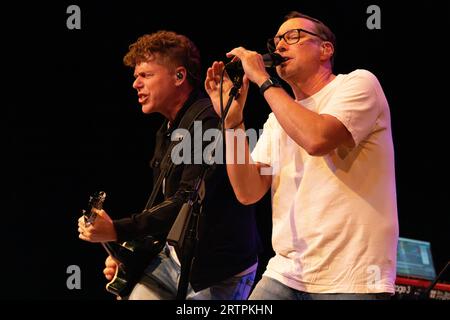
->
xmin=78 ymin=206 xmax=118 ymax=242
xmin=79 ymin=191 xmax=165 ymax=298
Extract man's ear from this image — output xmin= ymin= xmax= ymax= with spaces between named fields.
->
xmin=320 ymin=42 xmax=334 ymax=61
xmin=174 ymin=67 xmax=187 ymax=86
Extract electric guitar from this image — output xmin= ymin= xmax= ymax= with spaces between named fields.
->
xmin=83 ymin=191 xmax=164 ymax=298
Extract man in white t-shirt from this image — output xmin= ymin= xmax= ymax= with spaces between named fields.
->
xmin=204 ymin=11 xmax=398 ymax=299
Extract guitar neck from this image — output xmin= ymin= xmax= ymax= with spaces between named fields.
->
xmin=101 ymin=241 xmax=133 ymax=265
xmin=101 ymin=242 xmax=116 ymax=258
xmin=84 ymin=192 xmax=132 ymax=264
xmin=85 ymin=191 xmax=106 ymax=225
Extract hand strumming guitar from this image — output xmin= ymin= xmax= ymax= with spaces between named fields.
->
xmin=103 ymin=256 xmax=118 ymax=281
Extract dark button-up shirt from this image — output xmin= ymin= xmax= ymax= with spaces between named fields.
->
xmin=114 ymin=92 xmax=260 ymax=291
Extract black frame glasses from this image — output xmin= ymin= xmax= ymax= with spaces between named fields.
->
xmin=267 ymin=28 xmax=325 ymax=53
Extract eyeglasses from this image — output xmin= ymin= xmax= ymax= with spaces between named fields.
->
xmin=267 ymin=28 xmax=326 ymax=53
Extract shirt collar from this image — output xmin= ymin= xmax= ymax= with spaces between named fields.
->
xmin=166 ymin=90 xmax=204 ymax=134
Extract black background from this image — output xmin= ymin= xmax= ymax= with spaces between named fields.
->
xmin=5 ymin=1 xmax=449 ymax=300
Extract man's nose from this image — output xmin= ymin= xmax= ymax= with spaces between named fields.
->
xmin=133 ymin=77 xmax=143 ymax=89
xmin=276 ymin=42 xmax=287 ymax=53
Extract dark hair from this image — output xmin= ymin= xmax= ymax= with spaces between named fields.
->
xmin=285 ymin=11 xmax=336 ymax=66
xmin=123 ymin=30 xmax=201 ymax=88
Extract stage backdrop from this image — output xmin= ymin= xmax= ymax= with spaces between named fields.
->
xmin=5 ymin=0 xmax=449 ymax=299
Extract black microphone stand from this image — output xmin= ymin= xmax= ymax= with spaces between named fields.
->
xmin=167 ymin=71 xmax=243 ymax=300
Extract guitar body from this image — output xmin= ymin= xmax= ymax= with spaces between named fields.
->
xmin=83 ymin=191 xmax=165 ymax=298
xmin=104 ymin=238 xmax=165 ymax=298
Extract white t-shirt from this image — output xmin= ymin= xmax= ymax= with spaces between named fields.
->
xmin=251 ymin=69 xmax=398 ymax=293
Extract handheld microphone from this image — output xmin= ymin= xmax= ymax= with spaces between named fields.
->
xmin=225 ymin=52 xmax=286 ymax=72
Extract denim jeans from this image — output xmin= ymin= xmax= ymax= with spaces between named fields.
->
xmin=128 ymin=245 xmax=256 ymax=300
xmin=249 ymin=276 xmax=392 ymax=300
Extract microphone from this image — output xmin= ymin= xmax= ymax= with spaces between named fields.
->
xmin=225 ymin=52 xmax=286 ymax=72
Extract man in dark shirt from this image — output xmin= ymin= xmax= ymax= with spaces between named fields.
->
xmin=77 ymin=31 xmax=260 ymax=299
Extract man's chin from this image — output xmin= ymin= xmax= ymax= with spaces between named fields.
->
xmin=141 ymin=104 xmax=154 ymax=114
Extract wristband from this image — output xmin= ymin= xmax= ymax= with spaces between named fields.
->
xmin=259 ymin=77 xmax=281 ymax=95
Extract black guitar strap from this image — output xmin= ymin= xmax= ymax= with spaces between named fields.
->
xmin=143 ymin=98 xmax=212 ymax=211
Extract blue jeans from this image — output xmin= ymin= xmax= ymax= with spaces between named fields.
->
xmin=128 ymin=245 xmax=256 ymax=300
xmin=249 ymin=276 xmax=392 ymax=300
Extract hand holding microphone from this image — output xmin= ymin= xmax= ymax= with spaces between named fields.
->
xmin=224 ymin=47 xmax=285 ymax=86
xmin=225 ymin=52 xmax=286 ymax=71
xmin=205 ymin=47 xmax=285 ymax=127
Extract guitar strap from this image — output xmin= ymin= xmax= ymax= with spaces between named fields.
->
xmin=143 ymin=98 xmax=212 ymax=211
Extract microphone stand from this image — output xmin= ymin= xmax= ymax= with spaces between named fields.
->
xmin=167 ymin=72 xmax=243 ymax=300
